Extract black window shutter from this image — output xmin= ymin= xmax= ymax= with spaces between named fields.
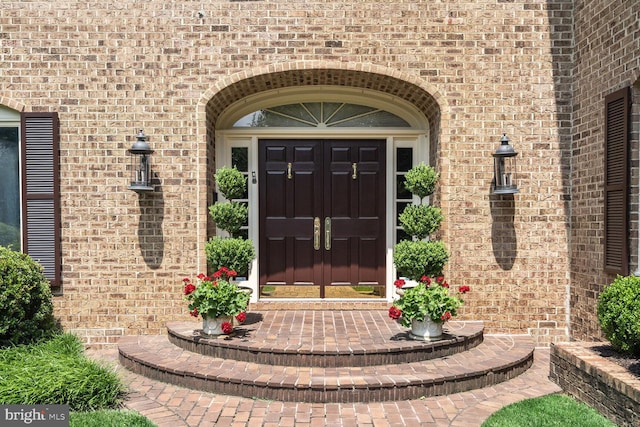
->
xmin=20 ymin=112 xmax=61 ymax=287
xmin=604 ymin=88 xmax=630 ymax=276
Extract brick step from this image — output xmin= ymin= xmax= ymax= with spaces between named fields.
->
xmin=118 ymin=334 xmax=534 ymax=403
xmin=166 ymin=317 xmax=484 ymax=367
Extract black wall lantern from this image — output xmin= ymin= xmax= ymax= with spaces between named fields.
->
xmin=492 ymin=133 xmax=519 ymax=194
xmin=128 ymin=129 xmax=154 ymax=192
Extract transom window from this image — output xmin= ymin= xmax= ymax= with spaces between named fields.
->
xmin=233 ymin=102 xmax=411 ymax=128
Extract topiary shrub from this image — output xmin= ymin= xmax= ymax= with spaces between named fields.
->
xmin=393 ymin=240 xmax=449 ymax=280
xmin=398 ymin=205 xmax=443 ymax=240
xmin=0 ymin=245 xmax=58 ymax=347
xmin=404 ymin=163 xmax=439 ymax=200
xmin=208 ymin=202 xmax=248 ymax=236
xmin=205 ymin=237 xmax=256 ymax=278
xmin=597 ymin=275 xmax=640 ymax=356
xmin=215 ymin=166 xmax=247 ymax=201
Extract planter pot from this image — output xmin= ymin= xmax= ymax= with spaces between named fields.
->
xmin=201 ymin=315 xmax=233 ymax=336
xmin=410 ymin=317 xmax=443 ymax=341
xmin=395 ymin=278 xmax=418 ymax=296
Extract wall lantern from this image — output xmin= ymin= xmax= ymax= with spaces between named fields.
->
xmin=492 ymin=133 xmax=519 ymax=194
xmin=128 ymin=129 xmax=154 ymax=192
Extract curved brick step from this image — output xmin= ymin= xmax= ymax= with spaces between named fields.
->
xmin=118 ymin=334 xmax=534 ymax=403
xmin=166 ymin=316 xmax=484 ymax=367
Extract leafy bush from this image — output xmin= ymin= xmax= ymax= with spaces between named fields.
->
xmin=215 ymin=166 xmax=246 ymax=200
xmin=0 ymin=333 xmax=126 ymax=411
xmin=0 ymin=245 xmax=58 ymax=346
xmin=598 ymin=275 xmax=640 ymax=356
xmin=404 ymin=163 xmax=439 ymax=199
xmin=399 ymin=205 xmax=443 ymax=240
xmin=393 ymin=240 xmax=449 ymax=280
xmin=209 ymin=202 xmax=248 ymax=236
xmin=205 ymin=237 xmax=256 ymax=277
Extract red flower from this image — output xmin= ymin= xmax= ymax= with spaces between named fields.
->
xmin=189 ymin=308 xmax=198 ymax=317
xmin=182 ymin=277 xmax=191 ymax=283
xmin=228 ymin=270 xmax=238 ymax=278
xmin=221 ymin=321 xmax=233 ymax=334
xmin=436 ymin=276 xmax=445 ymax=284
xmin=440 ymin=311 xmax=452 ymax=322
xmin=220 ymin=267 xmax=229 ymax=273
xmin=183 ymin=283 xmax=196 ymax=295
xmin=204 ymin=276 xmax=212 ymax=282
xmin=459 ymin=285 xmax=470 ymax=294
xmin=420 ymin=275 xmax=431 ymax=284
xmin=441 ymin=281 xmax=450 ymax=288
xmin=394 ymin=279 xmax=406 ymax=288
xmin=388 ymin=306 xmax=402 ymax=320
xmin=235 ymin=312 xmax=247 ymax=323
xmin=212 ymin=271 xmax=222 ymax=279
xmin=197 ymin=273 xmax=206 ymax=280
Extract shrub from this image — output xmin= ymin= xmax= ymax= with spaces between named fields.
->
xmin=0 ymin=245 xmax=58 ymax=347
xmin=0 ymin=333 xmax=126 ymax=411
xmin=597 ymin=275 xmax=640 ymax=356
xmin=205 ymin=237 xmax=256 ymax=277
xmin=208 ymin=202 xmax=248 ymax=236
xmin=399 ymin=205 xmax=443 ymax=240
xmin=404 ymin=163 xmax=439 ymax=199
xmin=215 ymin=166 xmax=246 ymax=200
xmin=393 ymin=240 xmax=449 ymax=280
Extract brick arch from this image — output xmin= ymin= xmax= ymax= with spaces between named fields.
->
xmin=201 ymin=62 xmax=445 ymax=135
xmin=0 ymin=95 xmax=27 ymax=113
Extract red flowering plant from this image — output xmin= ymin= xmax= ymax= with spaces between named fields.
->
xmin=183 ymin=267 xmax=250 ymax=331
xmin=389 ymin=276 xmax=469 ymax=327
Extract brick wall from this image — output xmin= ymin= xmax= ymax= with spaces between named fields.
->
xmin=0 ymin=0 xmax=574 ymax=346
xmin=570 ymin=0 xmax=640 ymax=341
xmin=550 ymin=343 xmax=640 ymax=427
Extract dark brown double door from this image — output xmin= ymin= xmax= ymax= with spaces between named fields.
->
xmin=259 ymin=139 xmax=386 ymax=298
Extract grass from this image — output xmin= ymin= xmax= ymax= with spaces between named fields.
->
xmin=482 ymin=394 xmax=616 ymax=427
xmin=0 ymin=333 xmax=156 ymax=426
xmin=70 ymin=410 xmax=156 ymax=427
xmin=0 ymin=333 xmax=125 ymax=411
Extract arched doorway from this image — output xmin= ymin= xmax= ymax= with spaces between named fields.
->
xmin=205 ymin=69 xmax=442 ymax=302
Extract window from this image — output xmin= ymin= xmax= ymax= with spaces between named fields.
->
xmin=0 ymin=123 xmax=20 ymax=249
xmin=0 ymin=110 xmax=60 ymax=286
xmin=233 ymin=102 xmax=411 ymax=128
xmin=604 ymin=88 xmax=630 ymax=275
xmin=231 ymin=146 xmax=249 ymax=239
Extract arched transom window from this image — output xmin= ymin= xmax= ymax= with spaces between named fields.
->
xmin=233 ymin=102 xmax=411 ymax=128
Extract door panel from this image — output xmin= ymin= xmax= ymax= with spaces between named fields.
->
xmin=259 ymin=139 xmax=385 ymax=298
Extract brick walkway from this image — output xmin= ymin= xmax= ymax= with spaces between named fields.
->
xmin=89 ymin=345 xmax=560 ymax=426
xmin=89 ymin=349 xmax=561 ymax=427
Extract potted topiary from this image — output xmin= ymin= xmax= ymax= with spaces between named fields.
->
xmin=390 ymin=163 xmax=468 ymax=340
xmin=182 ymin=267 xmax=250 ymax=336
xmin=205 ymin=167 xmax=256 ymax=280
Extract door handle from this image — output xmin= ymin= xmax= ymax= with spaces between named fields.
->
xmin=314 ymin=217 xmax=320 ymax=250
xmin=324 ymin=217 xmax=331 ymax=250
xmin=352 ymin=163 xmax=357 ymax=180
xmin=287 ymin=162 xmax=293 ymax=179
